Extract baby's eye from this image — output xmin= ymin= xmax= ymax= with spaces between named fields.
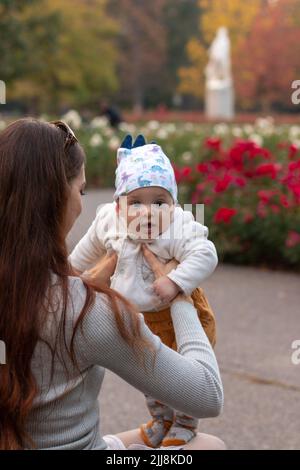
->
xmin=153 ymin=200 xmax=165 ymax=207
xmin=130 ymin=201 xmax=141 ymax=207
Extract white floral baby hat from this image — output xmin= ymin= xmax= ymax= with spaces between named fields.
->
xmin=114 ymin=134 xmax=178 ymax=203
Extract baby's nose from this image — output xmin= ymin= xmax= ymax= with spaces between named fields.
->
xmin=140 ymin=204 xmax=151 ymax=217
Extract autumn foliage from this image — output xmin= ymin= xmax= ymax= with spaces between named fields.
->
xmin=179 ymin=0 xmax=300 ymax=111
xmin=235 ymin=0 xmax=300 ymax=110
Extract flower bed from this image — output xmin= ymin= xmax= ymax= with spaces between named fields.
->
xmin=176 ymin=135 xmax=300 ymax=269
xmin=1 ymin=112 xmax=300 ymax=268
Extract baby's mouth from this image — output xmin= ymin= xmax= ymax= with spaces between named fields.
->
xmin=141 ymin=222 xmax=157 ymax=237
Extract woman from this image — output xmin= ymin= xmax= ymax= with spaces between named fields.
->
xmin=0 ymin=118 xmax=225 ymax=450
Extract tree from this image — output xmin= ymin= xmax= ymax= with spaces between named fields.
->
xmin=199 ymin=0 xmax=263 ymax=46
xmin=178 ymin=0 xmax=263 ymax=101
xmin=0 ymin=0 xmax=60 ymax=84
xmin=109 ymin=0 xmax=168 ymax=111
xmin=7 ymin=0 xmax=119 ymax=112
xmin=235 ymin=0 xmax=300 ymax=111
xmin=162 ymin=0 xmax=200 ymax=106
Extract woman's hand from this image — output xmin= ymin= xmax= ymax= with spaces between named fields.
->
xmin=141 ymin=244 xmax=193 ymax=304
xmin=142 ymin=244 xmax=178 ymax=278
xmin=81 ymin=251 xmax=118 ymax=288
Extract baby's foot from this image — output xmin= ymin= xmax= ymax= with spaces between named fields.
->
xmin=140 ymin=419 xmax=172 ymax=448
xmin=160 ymin=424 xmax=197 ymax=447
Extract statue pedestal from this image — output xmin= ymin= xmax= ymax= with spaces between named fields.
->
xmin=205 ymin=83 xmax=234 ymax=120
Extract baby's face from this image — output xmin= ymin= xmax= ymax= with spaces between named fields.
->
xmin=117 ymin=186 xmax=174 ymax=240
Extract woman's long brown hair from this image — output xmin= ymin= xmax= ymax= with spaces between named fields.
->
xmin=0 ymin=118 xmax=150 ymax=449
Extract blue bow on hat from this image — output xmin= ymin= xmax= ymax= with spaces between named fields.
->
xmin=120 ymin=134 xmax=156 ymax=149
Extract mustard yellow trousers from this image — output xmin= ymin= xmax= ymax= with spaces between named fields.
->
xmin=142 ymin=287 xmax=216 ymax=350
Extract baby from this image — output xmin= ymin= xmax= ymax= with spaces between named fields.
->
xmin=69 ymin=134 xmax=218 ymax=447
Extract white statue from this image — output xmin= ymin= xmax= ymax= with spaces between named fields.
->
xmin=205 ymin=27 xmax=234 ymax=119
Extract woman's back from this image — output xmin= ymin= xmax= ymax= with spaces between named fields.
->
xmin=26 ymin=275 xmax=106 ymax=449
xmin=26 ymin=274 xmax=223 ymax=449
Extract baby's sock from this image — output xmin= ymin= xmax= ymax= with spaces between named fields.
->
xmin=140 ymin=396 xmax=174 ymax=447
xmin=161 ymin=414 xmax=198 ymax=447
xmin=140 ymin=419 xmax=172 ymax=448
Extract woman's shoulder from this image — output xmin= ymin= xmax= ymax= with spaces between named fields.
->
xmin=69 ymin=275 xmax=110 ymax=307
xmin=46 ymin=273 xmax=117 ymax=369
xmin=50 ymin=272 xmax=110 ymax=312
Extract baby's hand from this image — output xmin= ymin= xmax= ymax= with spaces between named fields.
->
xmin=152 ymin=276 xmax=181 ymax=304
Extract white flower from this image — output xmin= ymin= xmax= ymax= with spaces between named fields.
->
xmin=182 ymin=151 xmax=193 ymax=163
xmin=147 ymin=120 xmax=160 ymax=131
xmin=108 ymin=136 xmax=121 ymax=150
xmin=243 ymin=124 xmax=254 ymax=135
xmin=119 ymin=123 xmax=137 ymax=134
xmin=156 ymin=129 xmax=168 ymax=139
xmin=213 ymin=123 xmax=229 ymax=135
xmin=289 ymin=126 xmax=300 ymax=140
xmin=292 ymin=139 xmax=300 ymax=149
xmin=232 ymin=126 xmax=243 ymax=137
xmin=184 ymin=123 xmax=195 ymax=132
xmin=90 ymin=116 xmax=109 ymax=129
xmin=255 ymin=116 xmax=274 ymax=130
xmin=61 ymin=110 xmax=82 ymax=130
xmin=165 ymin=123 xmax=176 ymax=134
xmin=255 ymin=117 xmax=275 ymax=136
xmin=103 ymin=127 xmax=114 ymax=137
xmin=249 ymin=134 xmax=263 ymax=147
xmin=89 ymin=133 xmax=103 ymax=147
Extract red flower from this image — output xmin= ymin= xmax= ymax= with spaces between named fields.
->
xmin=257 ymin=202 xmax=267 ymax=219
xmin=174 ymin=166 xmax=192 ymax=184
xmin=286 ymin=231 xmax=300 ymax=248
xmin=244 ymin=213 xmax=254 ymax=223
xmin=280 ymin=194 xmax=290 ymax=208
xmin=255 ymin=163 xmax=282 ymax=179
xmin=288 ymin=144 xmax=298 ymax=160
xmin=196 ymin=163 xmax=209 ymax=174
xmin=234 ymin=176 xmax=247 ymax=187
xmin=288 ymin=160 xmax=300 ymax=172
xmin=214 ymin=174 xmax=233 ymax=193
xmin=257 ymin=190 xmax=277 ymax=203
xmin=205 ymin=137 xmax=222 ymax=152
xmin=203 ymin=196 xmax=213 ymax=206
xmin=182 ymin=166 xmax=192 ymax=176
xmin=214 ymin=207 xmax=237 ymax=224
xmin=195 ymin=182 xmax=204 ymax=191
xmin=291 ymin=185 xmax=300 ymax=201
xmin=191 ymin=192 xmax=199 ymax=204
xmin=270 ymin=204 xmax=280 ymax=214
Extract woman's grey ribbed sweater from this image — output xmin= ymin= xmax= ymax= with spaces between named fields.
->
xmin=25 ymin=275 xmax=223 ymax=449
